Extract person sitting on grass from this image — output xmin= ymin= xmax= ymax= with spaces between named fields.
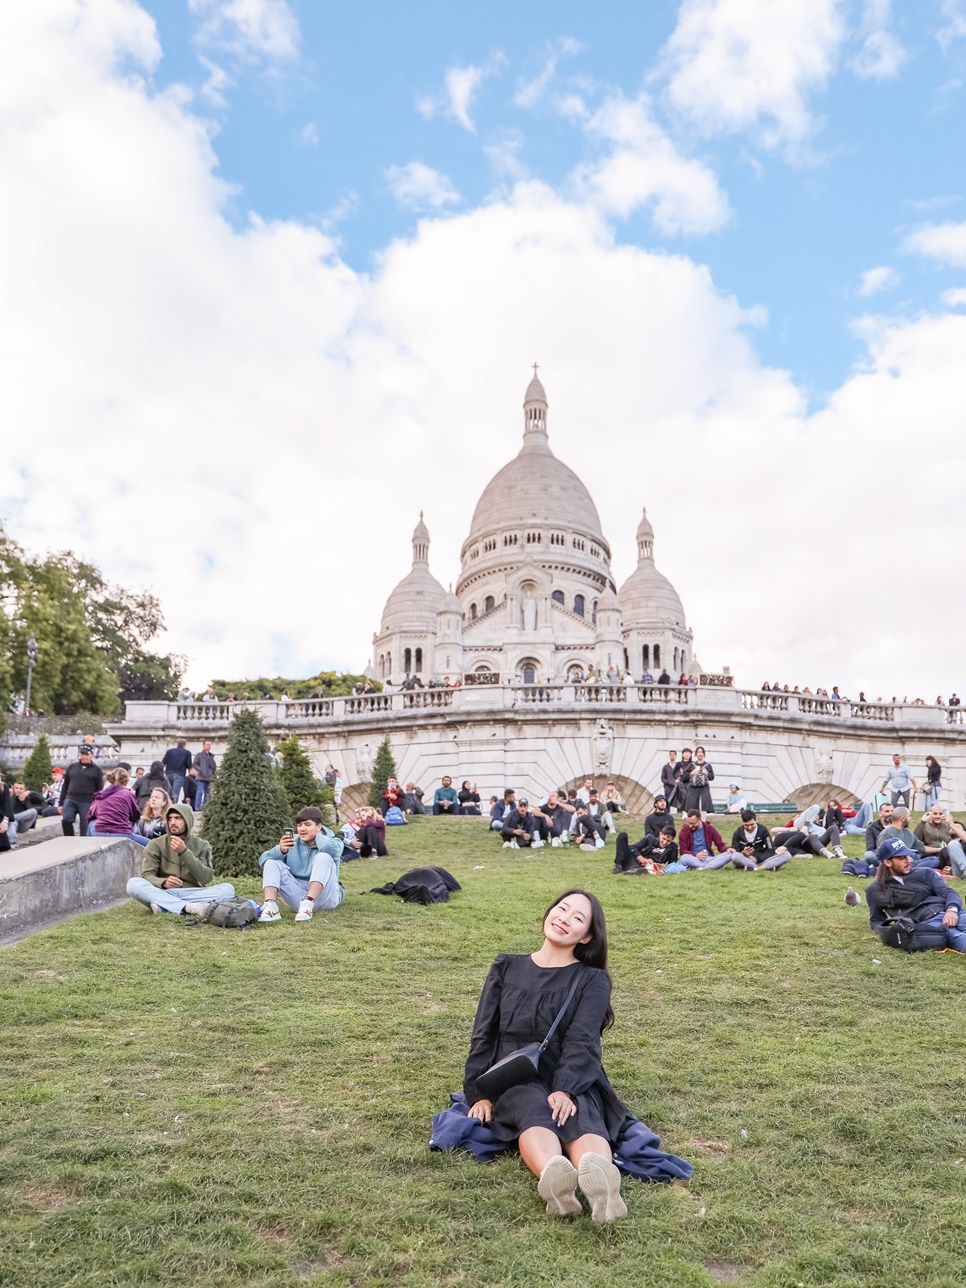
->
xmin=457 ymin=889 xmax=691 ymax=1220
xmin=340 ymin=806 xmax=389 ymax=860
xmin=490 ymin=789 xmax=514 ymax=831
xmin=133 ymin=787 xmax=172 ymax=847
xmin=877 ymin=806 xmax=926 ymax=865
xmin=532 ymin=792 xmax=574 ymax=847
xmin=88 ymin=768 xmax=141 ymax=838
xmin=433 ymin=776 xmax=459 ymax=815
xmin=258 ymin=806 xmax=345 ymax=923
xmin=379 ymin=776 xmax=405 ymax=817
xmin=791 ymin=805 xmax=845 ymax=860
xmin=501 ymin=799 xmax=543 ymax=849
xmin=723 ymin=784 xmax=747 ymax=814
xmin=866 ymin=839 xmax=966 ymax=952
xmin=126 ymin=803 xmax=234 ymax=915
xmin=678 ymin=809 xmax=735 ymax=870
xmin=913 ymin=805 xmax=966 ymax=876
xmin=613 ymin=826 xmax=678 ymax=874
xmin=643 ymin=796 xmax=675 ymax=840
xmin=571 ymin=804 xmax=606 ymax=851
xmin=586 ymin=789 xmax=616 ymax=834
xmin=458 ymin=781 xmax=482 ymax=815
xmin=730 ymin=810 xmax=791 ymax=872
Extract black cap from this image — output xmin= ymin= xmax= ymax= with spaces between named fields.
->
xmin=519 ymin=798 xmax=528 ymax=806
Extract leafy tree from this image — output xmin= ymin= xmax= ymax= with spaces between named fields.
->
xmin=21 ymin=734 xmax=53 ymax=791
xmin=207 ymin=670 xmax=380 ymax=700
xmin=368 ymin=738 xmax=397 ymax=808
xmin=277 ymin=736 xmax=326 ymax=815
xmin=201 ymin=709 xmax=292 ymax=878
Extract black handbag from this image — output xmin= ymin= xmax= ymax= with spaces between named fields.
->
xmin=475 ymin=972 xmax=582 ymax=1102
xmin=881 ymin=914 xmax=949 ymax=953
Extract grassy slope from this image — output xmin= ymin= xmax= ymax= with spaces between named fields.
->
xmin=1 ymin=816 xmax=965 ymax=1288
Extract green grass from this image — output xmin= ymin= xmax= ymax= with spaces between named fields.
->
xmin=2 ymin=816 xmax=965 ymax=1288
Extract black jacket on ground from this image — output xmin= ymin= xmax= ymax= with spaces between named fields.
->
xmin=866 ymin=867 xmax=961 ymax=936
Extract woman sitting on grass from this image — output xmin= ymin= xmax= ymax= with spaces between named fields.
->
xmin=133 ymin=787 xmax=172 ymax=847
xmin=458 ymin=889 xmax=687 ymax=1222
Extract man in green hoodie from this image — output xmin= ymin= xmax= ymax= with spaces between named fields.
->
xmin=126 ymin=803 xmax=235 ymax=915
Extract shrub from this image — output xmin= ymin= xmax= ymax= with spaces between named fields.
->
xmin=201 ymin=709 xmax=292 ymax=878
xmin=367 ymin=738 xmax=397 ymax=809
xmin=278 ymin=736 xmax=326 ymax=815
xmin=21 ymin=734 xmax=53 ymax=791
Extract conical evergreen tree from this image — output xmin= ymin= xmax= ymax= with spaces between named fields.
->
xmin=201 ymin=709 xmax=292 ymax=877
xmin=278 ymin=736 xmax=326 ymax=815
xmin=21 ymin=733 xmax=53 ymax=791
xmin=368 ymin=737 xmax=397 ymax=808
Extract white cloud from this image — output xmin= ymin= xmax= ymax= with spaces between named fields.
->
xmin=299 ymin=122 xmax=319 ymax=146
xmin=937 ymin=0 xmax=966 ymax=48
xmin=514 ymin=36 xmax=583 ymax=109
xmin=385 ymin=162 xmax=461 ymax=211
xmin=416 ymin=55 xmax=504 ymax=132
xmin=851 ymin=0 xmax=908 ymax=79
xmin=857 ymin=265 xmax=899 ymax=295
xmin=942 ymin=286 xmax=966 ymax=306
xmin=904 ymin=220 xmax=966 ymax=266
xmin=570 ymin=94 xmax=730 ymax=234
xmin=189 ymin=0 xmax=300 ymax=64
xmin=661 ymin=0 xmax=847 ymax=151
xmin=484 ymin=130 xmax=529 ymax=182
xmin=7 ymin=0 xmax=966 ymax=702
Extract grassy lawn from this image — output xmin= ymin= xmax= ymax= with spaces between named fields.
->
xmin=2 ymin=815 xmax=965 ymax=1288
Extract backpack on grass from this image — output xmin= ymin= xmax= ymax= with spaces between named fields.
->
xmin=189 ymin=896 xmax=260 ymax=929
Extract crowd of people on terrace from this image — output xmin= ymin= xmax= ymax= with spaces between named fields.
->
xmin=760 ymin=681 xmax=962 ymax=707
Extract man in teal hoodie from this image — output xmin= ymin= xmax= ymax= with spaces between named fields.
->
xmin=258 ymin=806 xmax=344 ymax=923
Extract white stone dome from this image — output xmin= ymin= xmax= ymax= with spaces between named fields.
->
xmin=379 ymin=515 xmax=445 ymax=634
xmin=618 ymin=507 xmax=687 ymax=628
xmin=438 ymin=585 xmax=462 ymax=615
xmin=467 ymin=374 xmax=604 ymax=542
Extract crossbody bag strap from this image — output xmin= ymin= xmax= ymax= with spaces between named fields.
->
xmin=538 ymin=971 xmax=583 ymax=1053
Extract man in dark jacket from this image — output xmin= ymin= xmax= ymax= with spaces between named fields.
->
xmin=866 ymin=839 xmax=966 ymax=951
xmin=501 ymin=800 xmax=541 ymax=848
xmin=60 ymin=747 xmax=105 ymax=836
xmin=731 ymin=810 xmax=791 ymax=871
xmin=644 ymin=796 xmax=675 ymax=838
xmin=660 ymin=754 xmax=679 ymax=811
xmin=125 ymin=803 xmax=234 ymax=915
xmin=162 ymin=739 xmax=193 ymax=804
xmin=0 ymin=775 xmax=14 ymax=853
xmin=192 ymin=741 xmax=216 ymax=810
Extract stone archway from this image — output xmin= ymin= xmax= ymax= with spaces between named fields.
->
xmin=786 ymin=782 xmax=861 ymax=810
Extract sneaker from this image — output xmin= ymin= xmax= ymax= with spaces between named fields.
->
xmin=510 ymin=839 xmax=519 ymax=848
xmin=577 ymin=1153 xmax=627 ymax=1224
xmin=531 ymin=838 xmax=545 ymax=848
xmin=551 ymin=837 xmax=562 ymax=848
xmin=182 ymin=899 xmax=216 ymax=919
xmin=537 ymin=1156 xmax=582 ymax=1217
xmin=149 ymin=902 xmax=164 ymax=915
xmin=295 ymin=898 xmax=314 ymax=922
xmin=502 ymin=840 xmax=513 ymax=849
xmin=595 ymin=835 xmax=606 ymax=849
xmin=258 ymin=902 xmax=282 ymax=923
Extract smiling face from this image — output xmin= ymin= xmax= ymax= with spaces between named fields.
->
xmin=543 ymin=893 xmax=594 ymax=950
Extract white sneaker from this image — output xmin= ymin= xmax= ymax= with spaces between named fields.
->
xmin=502 ymin=840 xmax=513 ymax=849
xmin=258 ymin=902 xmax=282 ymax=923
xmin=149 ymin=902 xmax=164 ymax=915
xmin=294 ymin=898 xmax=314 ymax=922
xmin=551 ymin=837 xmax=562 ymax=847
xmin=532 ymin=838 xmax=545 ymax=848
xmin=595 ymin=835 xmax=606 ymax=849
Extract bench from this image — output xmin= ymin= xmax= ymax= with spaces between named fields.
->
xmin=712 ymin=802 xmax=798 ymax=815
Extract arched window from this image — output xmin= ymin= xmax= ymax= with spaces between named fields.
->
xmin=523 ymin=664 xmax=536 ymax=683
xmin=470 ymin=603 xmax=477 ymax=620
xmin=673 ymin=647 xmax=678 ymax=672
xmin=387 ymin=652 xmax=392 ymax=675
xmin=378 ymin=654 xmax=384 ymax=678
xmin=642 ymin=644 xmax=650 ymax=669
xmin=403 ymin=647 xmax=412 ymax=673
xmin=551 ymin=590 xmax=564 ymax=605
xmin=414 ymin=647 xmax=423 ymax=672
xmin=592 ymin=599 xmax=598 ymax=624
xmin=653 ymin=644 xmax=660 ymax=668
xmin=574 ymin=594 xmax=585 ymax=617
xmin=484 ymin=595 xmax=495 ymax=613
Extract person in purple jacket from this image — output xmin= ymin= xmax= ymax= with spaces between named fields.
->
xmin=88 ymin=768 xmax=142 ymax=837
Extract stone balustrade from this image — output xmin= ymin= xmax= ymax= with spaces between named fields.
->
xmin=111 ymin=686 xmax=954 ymax=731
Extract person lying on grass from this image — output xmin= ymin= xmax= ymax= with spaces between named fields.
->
xmin=258 ymin=806 xmax=345 ymax=923
xmin=462 ymin=891 xmax=634 ymax=1221
xmin=866 ymin=839 xmax=966 ymax=952
xmin=612 ymin=825 xmax=678 ymax=874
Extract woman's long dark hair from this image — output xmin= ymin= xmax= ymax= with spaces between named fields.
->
xmin=542 ymin=889 xmax=615 ymax=1031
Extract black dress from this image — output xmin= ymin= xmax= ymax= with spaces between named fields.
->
xmin=463 ymin=954 xmax=631 ymax=1146
xmin=684 ymin=763 xmax=714 ymax=814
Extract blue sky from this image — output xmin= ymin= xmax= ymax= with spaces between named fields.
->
xmin=4 ymin=0 xmax=966 ymax=698
xmin=143 ymin=0 xmax=966 ymax=397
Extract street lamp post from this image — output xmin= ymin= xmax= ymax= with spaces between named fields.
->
xmin=25 ymin=634 xmax=37 ymax=715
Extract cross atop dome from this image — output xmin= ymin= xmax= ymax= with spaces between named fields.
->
xmin=523 ymin=364 xmax=548 ymax=442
